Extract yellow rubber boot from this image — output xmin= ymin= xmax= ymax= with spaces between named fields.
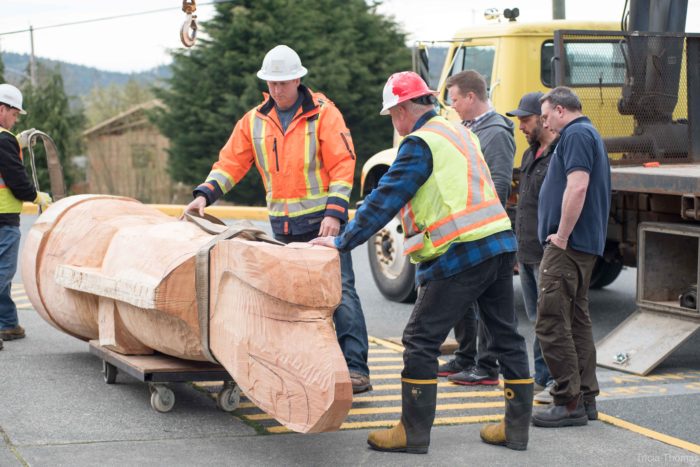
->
xmin=481 ymin=378 xmax=533 ymax=450
xmin=480 ymin=420 xmax=506 ymax=446
xmin=367 ymin=379 xmax=436 ymax=454
xmin=367 ymin=421 xmax=408 ymax=452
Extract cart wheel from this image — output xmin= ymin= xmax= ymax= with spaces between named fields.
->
xmin=103 ymin=361 xmax=117 ymax=384
xmin=216 ymin=384 xmax=241 ymax=412
xmin=150 ymin=386 xmax=175 ymax=413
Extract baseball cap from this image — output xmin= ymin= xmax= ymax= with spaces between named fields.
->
xmin=506 ymin=91 xmax=544 ymax=117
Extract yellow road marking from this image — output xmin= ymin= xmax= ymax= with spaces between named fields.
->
xmin=372 ymin=381 xmax=503 ymax=391
xmin=353 ymin=390 xmax=502 ymax=402
xmin=367 ymin=357 xmax=402 ymax=363
xmin=599 ymin=413 xmax=700 ymax=455
xmin=367 ymin=349 xmax=398 ymax=355
xmin=266 ymin=414 xmax=504 ymax=433
xmin=245 ymin=401 xmax=504 ymax=421
xmin=236 ymin=389 xmax=502 ymax=409
xmin=368 ymin=336 xmax=404 ymax=353
xmin=369 ymin=364 xmax=403 ymax=371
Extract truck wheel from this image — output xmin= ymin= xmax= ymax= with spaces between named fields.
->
xmin=367 ymin=215 xmax=417 ymax=303
xmin=590 ymin=255 xmax=623 ymax=289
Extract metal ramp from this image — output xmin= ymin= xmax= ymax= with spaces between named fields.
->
xmin=597 ymin=222 xmax=700 ymax=375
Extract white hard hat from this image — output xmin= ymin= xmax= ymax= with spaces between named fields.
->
xmin=257 ymin=45 xmax=308 ymax=81
xmin=0 ymin=84 xmax=26 ymax=115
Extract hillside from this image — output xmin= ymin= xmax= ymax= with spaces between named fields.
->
xmin=1 ymin=51 xmax=170 ymax=98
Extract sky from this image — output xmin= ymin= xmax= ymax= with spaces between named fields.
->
xmin=1 ymin=1 xmax=699 ymax=74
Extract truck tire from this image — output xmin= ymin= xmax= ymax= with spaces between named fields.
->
xmin=367 ymin=215 xmax=417 ymax=303
xmin=589 ymin=255 xmax=623 ymax=289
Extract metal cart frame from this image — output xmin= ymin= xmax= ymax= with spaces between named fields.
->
xmin=88 ymin=340 xmax=240 ymax=413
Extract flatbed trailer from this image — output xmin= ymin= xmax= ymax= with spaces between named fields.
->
xmin=88 ymin=340 xmax=241 ymax=413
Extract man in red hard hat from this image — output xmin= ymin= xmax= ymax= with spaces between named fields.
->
xmin=312 ymin=71 xmax=532 ymax=454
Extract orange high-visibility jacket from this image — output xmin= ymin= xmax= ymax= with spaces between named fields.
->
xmin=196 ymin=85 xmax=356 ymax=236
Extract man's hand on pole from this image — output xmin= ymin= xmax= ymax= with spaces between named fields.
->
xmin=318 ymin=216 xmax=340 ymax=237
xmin=33 ymin=191 xmax=52 ymax=209
xmin=181 ymin=195 xmax=206 ymax=220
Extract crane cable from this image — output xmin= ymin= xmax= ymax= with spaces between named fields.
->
xmin=181 ymin=0 xmax=198 ymax=47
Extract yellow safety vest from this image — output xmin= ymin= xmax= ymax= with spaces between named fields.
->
xmin=400 ymin=116 xmax=511 ymax=263
xmin=0 ymin=127 xmax=23 ymax=214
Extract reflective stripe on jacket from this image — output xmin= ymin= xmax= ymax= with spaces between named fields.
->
xmin=198 ymin=85 xmax=355 ymax=236
xmin=0 ymin=128 xmax=24 ymax=214
xmin=399 ymin=116 xmax=512 ymax=263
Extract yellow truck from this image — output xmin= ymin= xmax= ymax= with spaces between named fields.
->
xmin=361 ymin=1 xmax=700 ymax=375
xmin=361 ymin=18 xmax=624 ymax=303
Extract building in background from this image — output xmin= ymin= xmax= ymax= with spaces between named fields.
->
xmin=82 ymin=100 xmax=188 ymax=204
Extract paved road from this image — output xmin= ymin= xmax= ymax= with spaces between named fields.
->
xmin=2 ymin=214 xmax=699 ymax=466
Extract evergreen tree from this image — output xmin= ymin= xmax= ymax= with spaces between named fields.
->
xmin=16 ymin=65 xmax=85 ymax=193
xmin=154 ymin=0 xmax=411 ymax=206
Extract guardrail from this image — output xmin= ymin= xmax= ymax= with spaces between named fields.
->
xmin=22 ymin=202 xmax=356 ymax=220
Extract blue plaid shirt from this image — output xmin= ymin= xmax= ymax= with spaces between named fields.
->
xmin=335 ymin=110 xmax=517 ymax=285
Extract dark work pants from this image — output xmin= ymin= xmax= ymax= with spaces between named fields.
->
xmin=275 ymin=227 xmax=370 ymax=377
xmin=536 ymin=244 xmax=599 ymax=405
xmin=453 ymin=303 xmax=499 ymax=373
xmin=402 ymin=252 xmax=529 ymax=381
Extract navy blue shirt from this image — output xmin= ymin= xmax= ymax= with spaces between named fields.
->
xmin=538 ymin=116 xmax=611 ymax=256
xmin=335 ymin=110 xmax=516 ymax=285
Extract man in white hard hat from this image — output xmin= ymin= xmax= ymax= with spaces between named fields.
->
xmin=184 ymin=45 xmax=372 ymax=393
xmin=0 ymin=83 xmax=52 ymax=349
xmin=311 ymin=71 xmax=532 ymax=454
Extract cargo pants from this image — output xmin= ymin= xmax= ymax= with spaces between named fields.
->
xmin=535 ymin=243 xmax=600 ymax=406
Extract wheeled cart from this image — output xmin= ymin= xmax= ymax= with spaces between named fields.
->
xmin=88 ymin=340 xmax=241 ymax=413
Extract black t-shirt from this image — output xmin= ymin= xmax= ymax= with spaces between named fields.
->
xmin=537 ymin=116 xmax=611 ymax=256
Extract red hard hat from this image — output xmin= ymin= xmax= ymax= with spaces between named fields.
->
xmin=380 ymin=71 xmax=437 ymax=115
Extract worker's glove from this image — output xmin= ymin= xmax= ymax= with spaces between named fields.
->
xmin=17 ymin=128 xmax=36 ymax=149
xmin=33 ymin=191 xmax=52 ymax=209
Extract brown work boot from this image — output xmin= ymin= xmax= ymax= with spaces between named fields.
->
xmin=0 ymin=325 xmax=25 ymax=341
xmin=349 ymin=372 xmax=372 ymax=394
xmin=532 ymin=393 xmax=587 ymax=428
xmin=584 ymin=399 xmax=598 ymax=420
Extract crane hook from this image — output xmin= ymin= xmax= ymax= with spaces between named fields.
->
xmin=181 ymin=0 xmax=198 ymax=48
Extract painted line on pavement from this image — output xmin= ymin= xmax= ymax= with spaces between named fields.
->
xmin=267 ymin=414 xmax=504 ymax=434
xmin=599 ymin=413 xmax=700 ymax=455
xmin=12 ymin=284 xmax=700 ymax=447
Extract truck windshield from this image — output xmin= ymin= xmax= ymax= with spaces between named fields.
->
xmin=541 ymin=40 xmax=626 ymax=87
xmin=445 ymin=45 xmax=496 ymax=103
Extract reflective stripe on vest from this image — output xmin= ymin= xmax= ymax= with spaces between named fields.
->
xmin=400 ymin=116 xmax=510 ymax=262
xmin=251 ymin=116 xmax=271 ymax=191
xmin=0 ymin=128 xmax=24 ymax=214
xmin=250 ymin=113 xmax=330 ymax=218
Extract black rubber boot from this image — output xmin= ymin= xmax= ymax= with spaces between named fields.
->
xmin=480 ymin=378 xmax=533 ymax=450
xmin=402 ymin=379 xmax=437 ymax=454
xmin=367 ymin=379 xmax=437 ymax=454
xmin=532 ymin=393 xmax=588 ymax=427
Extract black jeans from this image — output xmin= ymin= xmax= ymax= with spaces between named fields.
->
xmin=536 ymin=244 xmax=599 ymax=405
xmin=402 ymin=252 xmax=529 ymax=381
xmin=453 ymin=303 xmax=499 ymax=373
